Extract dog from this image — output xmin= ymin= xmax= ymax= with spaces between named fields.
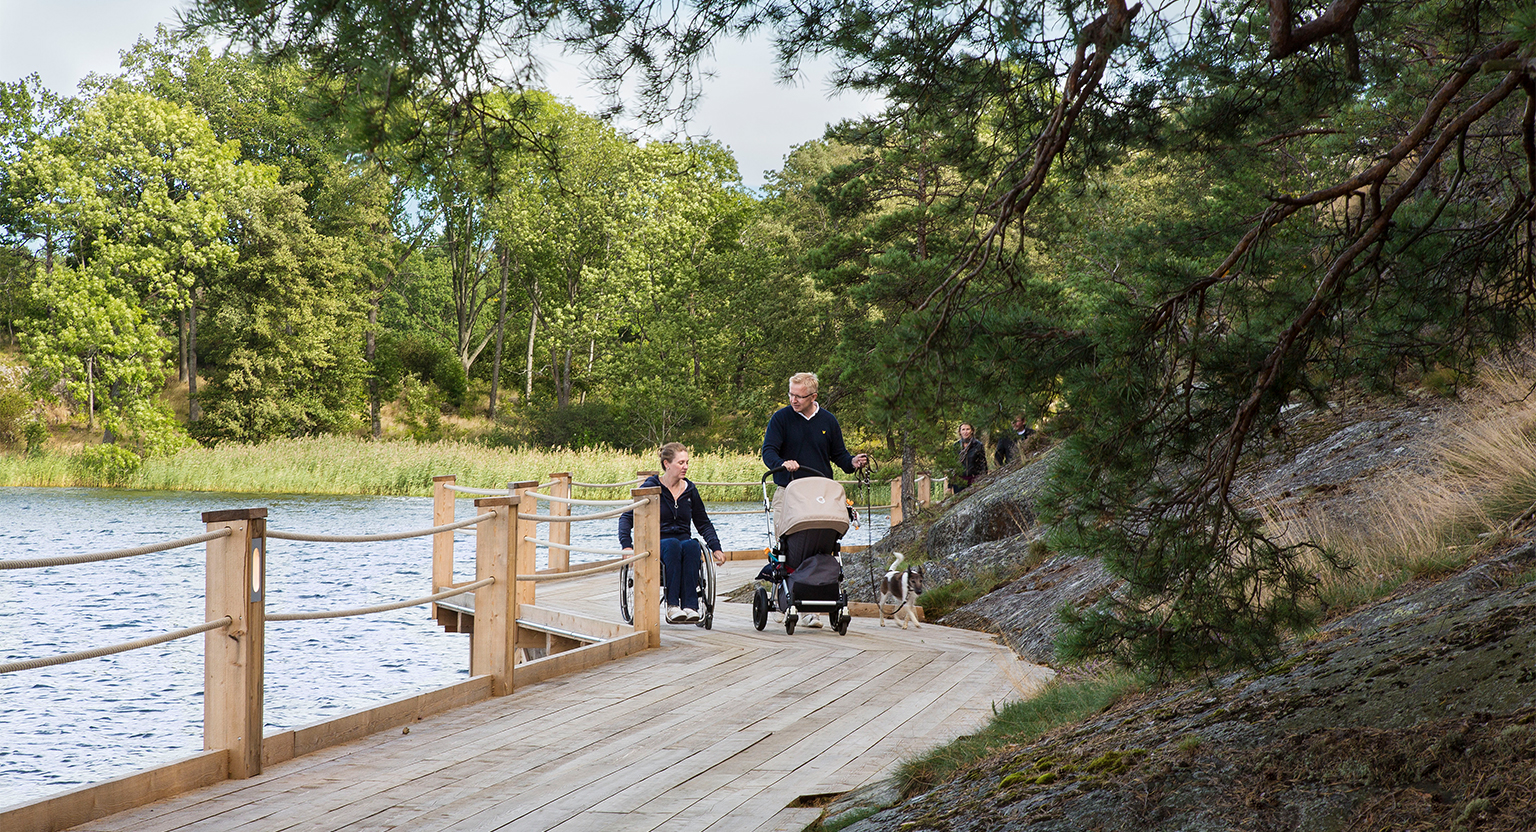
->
xmin=878 ymin=553 xmax=925 ymax=629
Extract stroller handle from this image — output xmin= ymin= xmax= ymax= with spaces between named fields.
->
xmin=761 ymin=465 xmax=829 ymax=483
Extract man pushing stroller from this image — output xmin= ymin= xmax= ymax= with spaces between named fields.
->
xmin=760 ymin=372 xmax=869 ymax=628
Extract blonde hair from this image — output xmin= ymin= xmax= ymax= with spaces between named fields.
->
xmin=789 ymin=372 xmax=819 ymax=394
xmin=659 ymin=442 xmax=687 ymax=469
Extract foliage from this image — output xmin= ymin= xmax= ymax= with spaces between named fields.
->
xmin=22 ymin=264 xmax=168 ymax=429
xmin=71 ymin=443 xmax=144 ymax=486
xmin=192 ymin=181 xmax=368 ymax=442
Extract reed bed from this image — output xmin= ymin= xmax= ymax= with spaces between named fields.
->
xmin=0 ymin=436 xmax=891 ymax=502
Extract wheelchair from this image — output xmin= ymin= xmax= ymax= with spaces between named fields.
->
xmin=618 ymin=538 xmax=717 ymax=629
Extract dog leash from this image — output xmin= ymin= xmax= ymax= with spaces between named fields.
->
xmin=858 ymin=461 xmax=884 ymax=613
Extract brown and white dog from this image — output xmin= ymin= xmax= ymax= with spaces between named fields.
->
xmin=878 ymin=553 xmax=925 ymax=629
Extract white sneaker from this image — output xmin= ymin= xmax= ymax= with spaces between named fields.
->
xmin=682 ymin=608 xmax=700 ymax=622
xmin=804 ymin=613 xmax=823 ymax=629
xmin=666 ymin=605 xmax=684 ymax=623
xmin=774 ymin=611 xmax=785 ymax=623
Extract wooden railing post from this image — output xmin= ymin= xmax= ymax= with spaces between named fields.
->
xmin=548 ymin=472 xmax=571 ymax=572
xmin=202 ymin=507 xmax=267 ymax=780
xmin=470 ymin=496 xmax=515 ymax=695
xmin=916 ymin=474 xmax=932 ymax=508
xmin=511 ymin=480 xmax=540 ymax=609
xmin=889 ymin=478 xmax=903 ymax=526
xmin=431 ymin=475 xmax=455 ymax=616
xmin=630 ymin=485 xmax=663 ymax=647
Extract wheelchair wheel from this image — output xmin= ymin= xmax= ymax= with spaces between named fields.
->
xmin=618 ymin=564 xmax=634 ymax=625
xmin=698 ymin=550 xmax=717 ymax=630
xmin=752 ymin=586 xmax=768 ymax=631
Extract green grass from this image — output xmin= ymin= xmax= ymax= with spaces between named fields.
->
xmin=895 ymin=669 xmax=1142 ymax=796
xmin=0 ymin=436 xmax=894 ymax=503
xmin=0 ymin=437 xmax=778 ymax=500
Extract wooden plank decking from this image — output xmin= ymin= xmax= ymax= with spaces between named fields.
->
xmin=71 ymin=563 xmax=1052 ymax=832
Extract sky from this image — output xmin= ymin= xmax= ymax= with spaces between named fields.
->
xmin=0 ymin=1 xmax=880 ymax=190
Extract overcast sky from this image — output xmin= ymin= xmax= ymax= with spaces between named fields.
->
xmin=0 ymin=1 xmax=878 ymax=189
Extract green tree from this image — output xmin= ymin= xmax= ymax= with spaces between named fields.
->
xmin=192 ymin=182 xmax=368 ymax=442
xmin=22 ymin=264 xmax=167 ymax=433
xmin=190 ymin=0 xmax=1536 ymax=674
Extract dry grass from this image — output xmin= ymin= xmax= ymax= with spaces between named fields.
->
xmin=1263 ymin=357 xmax=1536 ymax=611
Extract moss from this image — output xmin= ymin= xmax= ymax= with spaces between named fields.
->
xmin=1084 ymin=749 xmax=1148 ymax=776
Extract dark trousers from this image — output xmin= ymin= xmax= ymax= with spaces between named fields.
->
xmin=660 ymin=537 xmax=702 ymax=608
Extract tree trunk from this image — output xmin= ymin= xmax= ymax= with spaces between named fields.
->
xmin=900 ymin=430 xmax=918 ymax=520
xmin=85 ymin=353 xmax=95 ymax=431
xmin=187 ymin=291 xmax=201 ymax=422
xmin=488 ymin=248 xmax=511 ymax=418
xmin=367 ymin=298 xmax=381 ymax=439
xmin=178 ymin=307 xmax=188 ymax=382
xmin=524 ymin=309 xmax=538 ymax=398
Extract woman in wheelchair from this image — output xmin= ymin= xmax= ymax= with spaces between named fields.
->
xmin=618 ymin=442 xmax=726 ymax=623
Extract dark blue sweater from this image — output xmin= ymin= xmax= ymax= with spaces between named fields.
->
xmin=761 ymin=405 xmax=854 ymax=487
xmin=617 ymin=475 xmax=722 ymax=551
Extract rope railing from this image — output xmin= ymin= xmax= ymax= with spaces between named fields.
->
xmin=518 ymin=499 xmax=647 ymax=523
xmin=569 ymin=478 xmax=643 ymax=488
xmin=522 ymin=538 xmax=632 ymax=557
xmin=516 ymin=551 xmax=648 ymax=583
xmin=268 ymin=512 xmax=495 ymax=543
xmin=528 ymin=491 xmax=644 ymax=507
xmin=0 ymin=616 xmax=233 ymax=675
xmin=0 ymin=528 xmax=233 ymax=571
xmin=267 ymin=577 xmax=495 ymax=622
xmin=442 ymin=483 xmax=521 ymax=495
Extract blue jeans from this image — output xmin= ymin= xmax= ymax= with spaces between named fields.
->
xmin=660 ymin=538 xmax=702 ymax=609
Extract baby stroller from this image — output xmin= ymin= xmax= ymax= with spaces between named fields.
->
xmin=751 ymin=467 xmax=854 ymax=635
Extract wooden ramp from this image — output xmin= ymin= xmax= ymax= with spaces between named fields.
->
xmin=73 ymin=563 xmax=1051 ymax=832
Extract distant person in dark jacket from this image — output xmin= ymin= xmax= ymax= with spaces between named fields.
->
xmin=994 ymin=414 xmax=1034 ymax=467
xmin=761 ymin=372 xmax=869 ymax=487
xmin=954 ymin=423 xmax=987 ymax=493
xmin=619 ymin=442 xmax=725 ymax=624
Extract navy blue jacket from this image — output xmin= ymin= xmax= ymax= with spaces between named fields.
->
xmin=617 ymin=475 xmax=722 ymax=551
xmin=761 ymin=405 xmax=855 ymax=487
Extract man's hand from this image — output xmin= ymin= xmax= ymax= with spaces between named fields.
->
xmin=852 ymin=453 xmax=870 ymax=469
xmin=783 ymin=460 xmax=800 ymax=472
xmin=713 ymin=550 xmax=726 ymax=565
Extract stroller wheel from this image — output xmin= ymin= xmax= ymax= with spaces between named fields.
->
xmin=752 ymin=587 xmax=768 ymax=631
xmin=785 ymin=613 xmax=797 ymax=636
xmin=836 ymin=611 xmax=850 ymax=635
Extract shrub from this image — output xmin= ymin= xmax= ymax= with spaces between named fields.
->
xmin=72 ymin=444 xmax=142 ymax=485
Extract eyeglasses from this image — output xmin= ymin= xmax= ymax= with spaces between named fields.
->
xmin=789 ymin=392 xmax=815 ymax=401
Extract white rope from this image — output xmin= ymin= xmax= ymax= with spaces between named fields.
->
xmin=528 ymin=491 xmax=642 ymax=507
xmin=521 ymin=537 xmax=632 ymax=557
xmin=691 ymin=481 xmax=761 ymax=487
xmin=267 ymin=512 xmax=495 ymax=543
xmin=570 ymin=478 xmax=642 ymax=488
xmin=517 ymin=500 xmax=647 ymax=523
xmin=517 ymin=552 xmax=647 ymax=582
xmin=0 ymin=529 xmax=233 ymax=570
xmin=707 ymin=508 xmax=765 ymax=515
xmin=443 ymin=484 xmax=513 ymax=495
xmin=267 ymin=577 xmax=495 ymax=622
xmin=0 ymin=616 xmax=233 ymax=675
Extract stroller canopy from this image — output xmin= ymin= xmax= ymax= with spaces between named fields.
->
xmin=772 ymin=476 xmax=851 ymax=538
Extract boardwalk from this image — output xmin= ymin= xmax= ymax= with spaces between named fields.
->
xmin=74 ymin=563 xmax=1050 ymax=832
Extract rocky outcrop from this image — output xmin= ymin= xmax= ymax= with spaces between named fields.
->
xmin=840 ymin=540 xmax=1536 ymax=832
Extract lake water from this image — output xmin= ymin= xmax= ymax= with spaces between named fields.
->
xmin=0 ymin=485 xmax=889 ymax=809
